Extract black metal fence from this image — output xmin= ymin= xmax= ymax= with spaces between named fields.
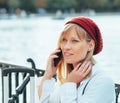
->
xmin=0 ymin=58 xmax=44 ymax=103
xmin=115 ymin=84 xmax=120 ymax=103
xmin=2 ymin=67 xmax=35 ymax=103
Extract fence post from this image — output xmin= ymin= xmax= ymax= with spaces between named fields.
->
xmin=2 ymin=67 xmax=35 ymax=103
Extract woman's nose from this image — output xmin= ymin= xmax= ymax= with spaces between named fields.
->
xmin=63 ymin=42 xmax=71 ymax=49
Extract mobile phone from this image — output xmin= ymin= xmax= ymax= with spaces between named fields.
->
xmin=54 ymin=50 xmax=62 ymax=67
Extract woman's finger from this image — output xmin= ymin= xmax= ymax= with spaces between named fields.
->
xmin=83 ymin=63 xmax=92 ymax=76
xmin=80 ymin=61 xmax=91 ymax=73
xmin=74 ymin=63 xmax=82 ymax=71
xmin=77 ymin=61 xmax=90 ymax=72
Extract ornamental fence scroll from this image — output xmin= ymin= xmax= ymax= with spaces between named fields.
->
xmin=0 ymin=58 xmax=44 ymax=103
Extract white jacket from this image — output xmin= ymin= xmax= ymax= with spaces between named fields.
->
xmin=38 ymin=64 xmax=116 ymax=103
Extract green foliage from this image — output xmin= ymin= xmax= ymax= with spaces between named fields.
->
xmin=1 ymin=0 xmax=120 ymax=13
xmin=75 ymin=0 xmax=117 ymax=12
xmin=113 ymin=0 xmax=120 ymax=7
xmin=34 ymin=0 xmax=47 ymax=8
xmin=7 ymin=0 xmax=21 ymax=8
xmin=47 ymin=0 xmax=77 ymax=12
xmin=20 ymin=0 xmax=36 ymax=13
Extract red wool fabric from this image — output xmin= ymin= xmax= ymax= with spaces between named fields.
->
xmin=65 ymin=16 xmax=103 ymax=55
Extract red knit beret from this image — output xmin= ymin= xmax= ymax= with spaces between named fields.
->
xmin=65 ymin=16 xmax=103 ymax=55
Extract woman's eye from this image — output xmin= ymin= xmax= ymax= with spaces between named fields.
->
xmin=62 ymin=38 xmax=67 ymax=42
xmin=72 ymin=40 xmax=79 ymax=43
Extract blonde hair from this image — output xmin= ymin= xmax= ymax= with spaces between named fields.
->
xmin=56 ymin=23 xmax=96 ymax=84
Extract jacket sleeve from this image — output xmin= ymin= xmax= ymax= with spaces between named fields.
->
xmin=38 ymin=78 xmax=55 ymax=103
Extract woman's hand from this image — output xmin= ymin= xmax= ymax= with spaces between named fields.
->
xmin=43 ymin=49 xmax=61 ymax=79
xmin=66 ymin=61 xmax=92 ymax=84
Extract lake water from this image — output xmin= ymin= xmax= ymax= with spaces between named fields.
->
xmin=0 ymin=14 xmax=120 ymax=102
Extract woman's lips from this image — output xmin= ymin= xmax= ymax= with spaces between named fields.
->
xmin=63 ymin=52 xmax=73 ymax=57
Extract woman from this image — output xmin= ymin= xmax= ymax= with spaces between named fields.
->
xmin=38 ymin=16 xmax=115 ymax=103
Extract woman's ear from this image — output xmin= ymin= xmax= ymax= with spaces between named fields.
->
xmin=88 ymin=40 xmax=95 ymax=51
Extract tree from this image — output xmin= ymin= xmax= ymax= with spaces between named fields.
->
xmin=7 ymin=0 xmax=21 ymax=9
xmin=34 ymin=0 xmax=47 ymax=8
xmin=75 ymin=0 xmax=115 ymax=12
xmin=113 ymin=0 xmax=120 ymax=11
xmin=20 ymin=0 xmax=36 ymax=13
xmin=7 ymin=0 xmax=21 ymax=13
xmin=0 ymin=0 xmax=8 ymax=10
xmin=47 ymin=0 xmax=77 ymax=12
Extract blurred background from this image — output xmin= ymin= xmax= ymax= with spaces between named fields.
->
xmin=0 ymin=0 xmax=120 ymax=16
xmin=0 ymin=0 xmax=120 ymax=102
xmin=0 ymin=0 xmax=120 ymax=15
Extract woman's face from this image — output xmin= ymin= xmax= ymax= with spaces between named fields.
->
xmin=60 ymin=27 xmax=91 ymax=67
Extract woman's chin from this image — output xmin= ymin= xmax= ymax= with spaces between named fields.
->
xmin=65 ymin=61 xmax=73 ymax=64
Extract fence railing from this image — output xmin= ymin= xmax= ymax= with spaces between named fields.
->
xmin=0 ymin=58 xmax=120 ymax=103
xmin=3 ymin=67 xmax=35 ymax=103
xmin=0 ymin=58 xmax=45 ymax=103
xmin=115 ymin=83 xmax=120 ymax=103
